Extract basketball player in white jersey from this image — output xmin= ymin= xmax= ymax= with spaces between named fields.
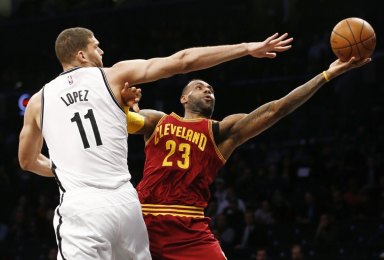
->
xmin=18 ymin=27 xmax=293 ymax=259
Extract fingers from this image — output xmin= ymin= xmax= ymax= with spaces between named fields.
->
xmin=122 ymin=82 xmax=131 ymax=93
xmin=275 ymin=32 xmax=289 ymax=42
xmin=266 ymin=32 xmax=279 ymax=42
xmin=266 ymin=32 xmax=293 ymax=52
xmin=274 ymin=45 xmax=293 ymax=52
xmin=264 ymin=52 xmax=277 ymax=59
xmin=132 ymin=103 xmax=140 ymax=112
xmin=353 ymin=57 xmax=372 ymax=67
xmin=268 ymin=33 xmax=291 ymax=44
xmin=121 ymin=82 xmax=142 ymax=107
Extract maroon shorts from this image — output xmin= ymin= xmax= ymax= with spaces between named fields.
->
xmin=143 ymin=214 xmax=227 ymax=260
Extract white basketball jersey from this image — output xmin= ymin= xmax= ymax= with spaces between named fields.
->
xmin=42 ymin=67 xmax=131 ymax=192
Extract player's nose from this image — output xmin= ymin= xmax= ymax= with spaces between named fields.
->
xmin=203 ymin=88 xmax=212 ymax=94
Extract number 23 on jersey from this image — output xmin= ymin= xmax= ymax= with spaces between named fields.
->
xmin=162 ymin=140 xmax=190 ymax=169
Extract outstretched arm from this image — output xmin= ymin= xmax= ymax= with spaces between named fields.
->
xmin=18 ymin=91 xmax=53 ymax=177
xmin=106 ymin=33 xmax=293 ymax=86
xmin=217 ymin=57 xmax=371 ymax=159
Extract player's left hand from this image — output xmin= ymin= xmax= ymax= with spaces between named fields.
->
xmin=121 ymin=82 xmax=141 ymax=112
xmin=327 ymin=57 xmax=372 ymax=79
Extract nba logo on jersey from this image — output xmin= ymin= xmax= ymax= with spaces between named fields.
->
xmin=67 ymin=75 xmax=74 ymax=85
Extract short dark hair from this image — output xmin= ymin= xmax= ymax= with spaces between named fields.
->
xmin=181 ymin=78 xmax=204 ymax=96
xmin=55 ymin=27 xmax=94 ymax=64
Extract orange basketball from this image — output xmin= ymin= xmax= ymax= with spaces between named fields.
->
xmin=330 ymin=17 xmax=376 ymax=61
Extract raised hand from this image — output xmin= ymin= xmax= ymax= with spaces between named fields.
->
xmin=248 ymin=32 xmax=293 ymax=59
xmin=326 ymin=57 xmax=372 ymax=80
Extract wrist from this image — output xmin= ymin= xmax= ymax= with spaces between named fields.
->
xmin=322 ymin=71 xmax=330 ymax=82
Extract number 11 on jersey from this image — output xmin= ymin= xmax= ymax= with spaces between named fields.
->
xmin=71 ymin=109 xmax=103 ymax=149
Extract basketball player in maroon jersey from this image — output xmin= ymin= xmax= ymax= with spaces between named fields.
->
xmin=125 ymin=56 xmax=371 ymax=260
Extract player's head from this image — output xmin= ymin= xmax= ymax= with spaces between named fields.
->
xmin=55 ymin=27 xmax=104 ymax=68
xmin=180 ymin=79 xmax=215 ymax=118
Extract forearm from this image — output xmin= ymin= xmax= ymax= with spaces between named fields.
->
xmin=21 ymin=153 xmax=54 ymax=177
xmin=277 ymin=57 xmax=372 ymax=115
xmin=173 ymin=43 xmax=249 ymax=73
xmin=275 ymin=72 xmax=327 ymax=117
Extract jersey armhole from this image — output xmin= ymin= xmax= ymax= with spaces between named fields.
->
xmin=212 ymin=121 xmax=219 ymax=143
xmin=40 ymin=86 xmax=45 ymax=132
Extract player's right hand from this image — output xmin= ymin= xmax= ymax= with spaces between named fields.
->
xmin=248 ymin=32 xmax=293 ymax=59
xmin=121 ymin=82 xmax=141 ymax=112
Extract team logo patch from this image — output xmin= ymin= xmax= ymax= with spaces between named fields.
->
xmin=67 ymin=75 xmax=74 ymax=85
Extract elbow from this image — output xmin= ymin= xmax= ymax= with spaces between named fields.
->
xmin=19 ymin=156 xmax=33 ymax=172
xmin=173 ymin=50 xmax=197 ymax=73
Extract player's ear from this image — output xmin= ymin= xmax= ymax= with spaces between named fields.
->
xmin=180 ymin=95 xmax=188 ymax=105
xmin=76 ymin=50 xmax=86 ymax=62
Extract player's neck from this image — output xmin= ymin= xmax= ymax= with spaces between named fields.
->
xmin=62 ymin=63 xmax=83 ymax=72
xmin=184 ymin=111 xmax=209 ymax=120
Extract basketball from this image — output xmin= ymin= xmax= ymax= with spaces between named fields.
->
xmin=330 ymin=17 xmax=376 ymax=61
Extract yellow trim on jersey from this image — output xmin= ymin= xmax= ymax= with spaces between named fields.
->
xmin=144 ymin=114 xmax=168 ymax=146
xmin=141 ymin=204 xmax=205 ymax=218
xmin=171 ymin=112 xmax=205 ymax=122
xmin=143 ymin=212 xmax=204 ymax=218
xmin=124 ymin=107 xmax=145 ymax=133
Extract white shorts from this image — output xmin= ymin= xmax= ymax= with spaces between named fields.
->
xmin=53 ymin=181 xmax=151 ymax=260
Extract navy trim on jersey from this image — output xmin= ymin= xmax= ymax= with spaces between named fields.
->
xmin=59 ymin=66 xmax=81 ymax=76
xmin=52 ymin=163 xmax=67 ymax=260
xmin=41 ymin=86 xmax=45 ymax=131
xmin=56 ymin=194 xmax=66 ymax=260
xmin=52 ymin=162 xmax=66 ymax=193
xmin=98 ymin=68 xmax=125 ymax=113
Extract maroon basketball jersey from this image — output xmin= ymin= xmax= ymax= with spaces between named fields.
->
xmin=137 ymin=113 xmax=226 ymax=208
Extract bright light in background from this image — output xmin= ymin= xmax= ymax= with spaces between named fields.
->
xmin=0 ymin=0 xmax=11 ymax=18
xmin=18 ymin=93 xmax=30 ymax=116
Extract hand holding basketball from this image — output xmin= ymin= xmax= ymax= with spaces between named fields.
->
xmin=330 ymin=17 xmax=376 ymax=62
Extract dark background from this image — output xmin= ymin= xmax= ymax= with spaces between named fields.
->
xmin=0 ymin=0 xmax=383 ymax=259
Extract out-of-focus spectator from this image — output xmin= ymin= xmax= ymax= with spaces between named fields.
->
xmin=213 ymin=178 xmax=229 ymax=215
xmin=314 ymin=214 xmax=339 ymax=259
xmin=254 ymin=200 xmax=275 ymax=225
xmin=296 ymin=192 xmax=321 ymax=224
xmin=328 ymin=189 xmax=350 ymax=221
xmin=212 ymin=214 xmax=236 ymax=250
xmin=253 ymin=247 xmax=268 ymax=260
xmin=291 ymin=244 xmax=306 ymax=260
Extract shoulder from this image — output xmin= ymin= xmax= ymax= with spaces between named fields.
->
xmin=24 ymin=90 xmax=43 ymax=126
xmin=28 ymin=90 xmax=42 ymax=108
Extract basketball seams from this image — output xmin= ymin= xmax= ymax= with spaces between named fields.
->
xmin=346 ymin=19 xmax=358 ymax=46
xmin=361 ymin=35 xmax=376 ymax=51
xmin=346 ymin=19 xmax=361 ymax=59
xmin=332 ymin=30 xmax=352 ymax=45
xmin=332 ymin=35 xmax=376 ymax=50
xmin=330 ymin=17 xmax=375 ymax=61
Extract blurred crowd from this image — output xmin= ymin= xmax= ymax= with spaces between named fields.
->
xmin=0 ymin=0 xmax=383 ymax=259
